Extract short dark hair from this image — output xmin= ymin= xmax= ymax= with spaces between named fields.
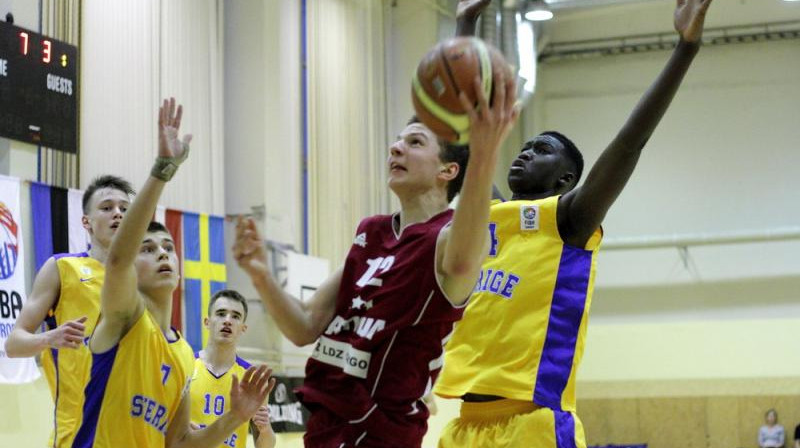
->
xmin=209 ymin=289 xmax=249 ymax=321
xmin=147 ymin=221 xmax=170 ymax=234
xmin=406 ymin=116 xmax=469 ymax=202
xmin=540 ymin=131 xmax=584 ymax=188
xmin=82 ymin=175 xmax=135 ymax=214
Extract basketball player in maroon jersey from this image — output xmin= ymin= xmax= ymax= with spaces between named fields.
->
xmin=233 ymin=76 xmax=518 ymax=445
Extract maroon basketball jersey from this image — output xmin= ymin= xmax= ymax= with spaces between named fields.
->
xmin=297 ymin=209 xmax=465 ymax=446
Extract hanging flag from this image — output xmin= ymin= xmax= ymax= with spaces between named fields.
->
xmin=182 ymin=212 xmax=227 ymax=351
xmin=165 ymin=208 xmax=184 ymax=333
xmin=30 ymin=182 xmax=89 ymax=271
xmin=0 ymin=175 xmax=40 ymax=383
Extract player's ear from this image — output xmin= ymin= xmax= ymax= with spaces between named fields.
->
xmin=556 ymin=171 xmax=575 ymax=192
xmin=437 ymin=162 xmax=459 ymax=182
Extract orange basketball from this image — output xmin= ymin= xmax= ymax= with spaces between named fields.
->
xmin=411 ymin=37 xmax=513 ymax=144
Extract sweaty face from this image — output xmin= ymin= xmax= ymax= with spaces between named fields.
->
xmin=507 ymin=134 xmax=574 ymax=198
xmin=83 ymin=188 xmax=130 ymax=247
xmin=205 ymin=297 xmax=247 ymax=345
xmin=387 ymin=123 xmax=445 ymax=199
xmin=134 ymin=231 xmax=179 ymax=295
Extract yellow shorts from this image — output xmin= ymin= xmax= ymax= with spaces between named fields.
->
xmin=438 ymin=399 xmax=586 ymax=448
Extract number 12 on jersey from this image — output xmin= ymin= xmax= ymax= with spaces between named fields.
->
xmin=356 ymin=256 xmax=395 ymax=288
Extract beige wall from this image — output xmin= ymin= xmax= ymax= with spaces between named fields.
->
xmin=3 ymin=0 xmax=800 ymax=446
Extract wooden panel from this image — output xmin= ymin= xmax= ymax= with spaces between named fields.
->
xmin=638 ymin=397 xmax=707 ymax=448
xmin=580 ymin=394 xmax=800 ymax=448
xmin=706 ymin=397 xmax=739 ymax=448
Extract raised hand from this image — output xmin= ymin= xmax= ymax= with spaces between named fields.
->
xmin=458 ymin=73 xmax=519 ymax=160
xmin=675 ymin=0 xmax=713 ymax=43
xmin=230 ymin=365 xmax=277 ymax=421
xmin=158 ymin=97 xmax=192 ymax=160
xmin=233 ymin=216 xmax=269 ymax=278
xmin=46 ymin=316 xmax=87 ymax=349
xmin=252 ymin=405 xmax=272 ymax=433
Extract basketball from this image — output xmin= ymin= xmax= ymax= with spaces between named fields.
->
xmin=411 ymin=36 xmax=513 ymax=145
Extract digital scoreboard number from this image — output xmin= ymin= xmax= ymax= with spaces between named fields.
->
xmin=0 ymin=20 xmax=78 ymax=153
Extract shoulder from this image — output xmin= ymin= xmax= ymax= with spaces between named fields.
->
xmin=358 ymin=214 xmax=393 ymax=230
xmin=234 ymin=355 xmax=252 ymax=370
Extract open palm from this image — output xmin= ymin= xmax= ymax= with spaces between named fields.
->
xmin=674 ymin=0 xmax=713 ymax=43
xmin=158 ymin=97 xmax=192 ymax=159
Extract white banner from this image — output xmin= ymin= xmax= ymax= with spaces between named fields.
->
xmin=0 ymin=175 xmax=40 ymax=383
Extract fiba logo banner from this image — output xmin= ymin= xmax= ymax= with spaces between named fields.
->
xmin=0 ymin=202 xmax=19 ymax=279
xmin=0 ymin=175 xmax=40 ymax=384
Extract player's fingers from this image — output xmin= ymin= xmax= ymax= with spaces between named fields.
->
xmin=65 ymin=334 xmax=83 ymax=344
xmin=492 ymin=72 xmax=507 ymax=116
xmin=175 ymin=104 xmax=183 ymax=129
xmin=242 ymin=366 xmax=256 ymax=385
xmin=473 ymin=76 xmax=490 ymax=120
xmin=167 ymin=98 xmax=175 ymax=124
xmin=457 ymin=92 xmax=478 ymax=124
xmin=504 ymin=76 xmax=517 ymax=116
xmin=265 ymin=377 xmax=277 ymax=396
xmin=253 ymin=365 xmax=269 ymax=390
xmin=65 ymin=321 xmax=86 ymax=332
xmin=230 ymin=373 xmax=240 ymax=394
xmin=64 ymin=327 xmax=84 ymax=338
xmin=159 ymin=99 xmax=167 ymax=126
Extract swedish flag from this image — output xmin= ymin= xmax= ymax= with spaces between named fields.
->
xmin=182 ymin=212 xmax=226 ymax=351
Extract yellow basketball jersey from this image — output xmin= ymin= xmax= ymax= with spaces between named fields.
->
xmin=190 ymin=354 xmax=252 ymax=448
xmin=72 ymin=310 xmax=194 ymax=448
xmin=435 ymin=196 xmax=602 ymax=412
xmin=39 ymin=253 xmax=104 ymax=447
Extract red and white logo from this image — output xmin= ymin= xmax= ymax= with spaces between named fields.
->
xmin=0 ymin=202 xmax=19 ymax=280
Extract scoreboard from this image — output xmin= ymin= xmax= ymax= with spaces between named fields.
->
xmin=0 ymin=20 xmax=78 ymax=153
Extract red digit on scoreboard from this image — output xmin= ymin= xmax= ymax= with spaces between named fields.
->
xmin=43 ymin=40 xmax=52 ymax=63
xmin=19 ymin=31 xmax=29 ymax=55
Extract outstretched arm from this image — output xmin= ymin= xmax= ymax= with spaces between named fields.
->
xmin=559 ymin=0 xmax=714 ymax=247
xmin=438 ymin=74 xmax=519 ymax=305
xmin=167 ymin=365 xmax=275 ymax=448
xmin=4 ymin=258 xmax=84 ymax=357
xmin=90 ymin=98 xmax=192 ymax=353
xmin=233 ymin=217 xmax=341 ymax=346
xmin=251 ymin=405 xmax=276 ymax=448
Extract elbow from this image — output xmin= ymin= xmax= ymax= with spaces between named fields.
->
xmin=287 ymin=320 xmax=323 ymax=347
xmin=4 ymin=332 xmax=24 ymax=358
xmin=443 ymin=258 xmax=480 ymax=279
xmin=288 ymin=332 xmax=318 ymax=348
xmin=4 ymin=342 xmax=20 ymax=358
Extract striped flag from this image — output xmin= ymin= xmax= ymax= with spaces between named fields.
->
xmin=165 ymin=208 xmax=184 ymax=333
xmin=29 ymin=182 xmax=90 ymax=271
xmin=162 ymin=210 xmax=227 ymax=351
xmin=182 ymin=212 xmax=227 ymax=351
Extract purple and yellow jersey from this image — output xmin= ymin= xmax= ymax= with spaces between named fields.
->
xmin=72 ymin=310 xmax=194 ymax=447
xmin=39 ymin=253 xmax=103 ymax=447
xmin=189 ymin=354 xmax=252 ymax=448
xmin=435 ymin=196 xmax=602 ymax=412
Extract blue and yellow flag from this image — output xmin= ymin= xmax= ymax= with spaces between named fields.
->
xmin=182 ymin=212 xmax=227 ymax=351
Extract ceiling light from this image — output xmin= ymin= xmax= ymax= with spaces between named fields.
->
xmin=525 ymin=0 xmax=554 ymax=21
